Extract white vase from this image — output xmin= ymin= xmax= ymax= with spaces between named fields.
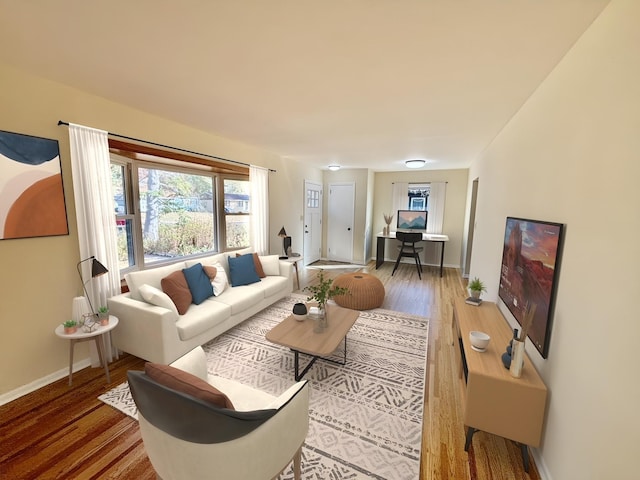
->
xmin=71 ymin=296 xmax=91 ymax=326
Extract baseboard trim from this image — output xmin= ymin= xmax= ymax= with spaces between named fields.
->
xmin=531 ymin=447 xmax=552 ymax=480
xmin=0 ymin=358 xmax=91 ymax=406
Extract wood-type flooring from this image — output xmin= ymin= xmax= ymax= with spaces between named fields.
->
xmin=0 ymin=260 xmax=542 ymax=479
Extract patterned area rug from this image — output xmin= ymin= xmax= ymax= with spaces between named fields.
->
xmin=99 ymin=294 xmax=429 ymax=479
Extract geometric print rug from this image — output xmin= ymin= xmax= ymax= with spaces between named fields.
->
xmin=99 ymin=294 xmax=429 ymax=479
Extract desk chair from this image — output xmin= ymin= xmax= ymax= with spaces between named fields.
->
xmin=392 ymin=231 xmax=424 ymax=279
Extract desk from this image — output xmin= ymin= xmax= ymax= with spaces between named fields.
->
xmin=376 ymin=232 xmax=449 ymax=277
xmin=54 ymin=315 xmax=119 ymax=385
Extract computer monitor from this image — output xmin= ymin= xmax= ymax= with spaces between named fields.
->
xmin=396 ymin=210 xmax=427 ymax=231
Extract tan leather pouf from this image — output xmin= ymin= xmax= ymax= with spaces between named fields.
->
xmin=332 ymin=273 xmax=385 ymax=310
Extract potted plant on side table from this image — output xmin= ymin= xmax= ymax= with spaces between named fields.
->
xmin=304 ymin=269 xmax=349 ymax=331
xmin=63 ymin=320 xmax=78 ymax=334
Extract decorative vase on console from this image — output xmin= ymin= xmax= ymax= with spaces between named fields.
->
xmin=383 ymin=213 xmax=394 ymax=236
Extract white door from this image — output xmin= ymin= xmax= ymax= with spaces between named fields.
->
xmin=327 ymin=183 xmax=354 ymax=262
xmin=303 ymin=181 xmax=322 ymax=265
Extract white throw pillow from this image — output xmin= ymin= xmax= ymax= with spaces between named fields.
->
xmin=210 ymin=262 xmax=229 ymax=296
xmin=259 ymin=255 xmax=280 ymax=276
xmin=139 ymin=284 xmax=179 ymax=316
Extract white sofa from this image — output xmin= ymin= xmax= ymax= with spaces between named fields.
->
xmin=108 ymin=248 xmax=293 ymax=364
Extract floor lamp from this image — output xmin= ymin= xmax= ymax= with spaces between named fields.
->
xmin=77 ymin=256 xmax=108 ymax=316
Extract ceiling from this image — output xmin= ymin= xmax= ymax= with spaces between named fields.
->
xmin=0 ymin=1 xmax=609 ymax=171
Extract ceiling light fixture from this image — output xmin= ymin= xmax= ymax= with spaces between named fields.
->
xmin=405 ymin=159 xmax=426 ymax=169
xmin=328 ymin=165 xmax=341 ymax=171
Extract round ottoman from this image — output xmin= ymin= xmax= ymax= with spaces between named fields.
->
xmin=332 ymin=272 xmax=385 ymax=310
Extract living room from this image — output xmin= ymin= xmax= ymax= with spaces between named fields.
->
xmin=1 ymin=1 xmax=638 ymax=479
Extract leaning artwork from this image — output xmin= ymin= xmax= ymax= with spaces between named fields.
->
xmin=0 ymin=130 xmax=69 ymax=240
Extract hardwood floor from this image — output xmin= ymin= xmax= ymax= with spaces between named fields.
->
xmin=0 ymin=261 xmax=541 ymax=479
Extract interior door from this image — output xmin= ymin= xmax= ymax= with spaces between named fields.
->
xmin=327 ymin=182 xmax=354 ymax=262
xmin=303 ymin=181 xmax=322 ymax=265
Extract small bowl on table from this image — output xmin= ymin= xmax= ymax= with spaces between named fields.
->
xmin=469 ymin=331 xmax=490 ymax=352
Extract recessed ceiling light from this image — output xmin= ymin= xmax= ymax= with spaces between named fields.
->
xmin=405 ymin=159 xmax=426 ymax=169
xmin=328 ymin=165 xmax=341 ymax=171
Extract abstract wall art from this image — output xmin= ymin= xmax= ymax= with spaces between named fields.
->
xmin=0 ymin=130 xmax=69 ymax=240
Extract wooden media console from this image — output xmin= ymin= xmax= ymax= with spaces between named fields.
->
xmin=452 ymin=298 xmax=548 ymax=472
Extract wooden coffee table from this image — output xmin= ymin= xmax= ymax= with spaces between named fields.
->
xmin=266 ymin=303 xmax=360 ymax=380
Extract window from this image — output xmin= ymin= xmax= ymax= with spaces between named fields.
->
xmin=223 ymin=178 xmax=250 ymax=249
xmin=112 ymin=162 xmax=136 ymax=271
xmin=408 ymin=184 xmax=430 ymax=211
xmin=109 ymin=142 xmax=250 ymax=274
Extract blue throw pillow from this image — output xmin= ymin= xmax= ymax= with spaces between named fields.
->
xmin=228 ymin=254 xmax=261 ymax=287
xmin=182 ymin=263 xmax=214 ymax=304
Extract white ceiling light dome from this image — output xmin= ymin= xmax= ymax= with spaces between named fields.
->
xmin=405 ymin=159 xmax=426 ymax=169
xmin=328 ymin=164 xmax=341 ymax=171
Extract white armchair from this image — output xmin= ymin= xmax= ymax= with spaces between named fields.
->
xmin=127 ymin=346 xmax=309 ymax=480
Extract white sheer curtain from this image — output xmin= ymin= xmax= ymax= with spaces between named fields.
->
xmin=69 ymin=124 xmax=120 ymax=363
xmin=426 ymin=182 xmax=447 ymax=234
xmin=249 ymin=165 xmax=269 ymax=255
xmin=391 ymin=182 xmax=409 ymax=226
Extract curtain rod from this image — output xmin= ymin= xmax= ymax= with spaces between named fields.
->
xmin=57 ymin=120 xmax=276 ymax=172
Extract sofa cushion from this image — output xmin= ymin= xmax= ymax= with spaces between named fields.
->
xmin=256 ymin=275 xmax=291 ymax=298
xmin=210 ymin=262 xmax=228 ymax=296
xmin=175 ymin=300 xmax=231 ymax=340
xmin=228 ymin=254 xmax=261 ymax=287
xmin=212 ymin=284 xmax=265 ymax=315
xmin=145 ymin=363 xmax=235 ymax=410
xmin=259 ymin=255 xmax=281 ymax=276
xmin=161 ymin=271 xmax=193 ymax=315
xmin=139 ymin=284 xmax=179 ymax=316
xmin=183 ymin=263 xmax=214 ymax=304
xmin=236 ymin=252 xmax=265 ymax=278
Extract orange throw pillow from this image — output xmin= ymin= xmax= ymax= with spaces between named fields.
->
xmin=145 ymin=363 xmax=235 ymax=410
xmin=161 ymin=271 xmax=192 ymax=315
xmin=203 ymin=265 xmax=217 ymax=280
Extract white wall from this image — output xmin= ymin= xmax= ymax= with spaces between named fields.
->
xmin=467 ymin=1 xmax=640 ymax=478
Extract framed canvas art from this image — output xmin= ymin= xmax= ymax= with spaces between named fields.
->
xmin=498 ymin=216 xmax=564 ymax=358
xmin=0 ymin=130 xmax=69 ymax=240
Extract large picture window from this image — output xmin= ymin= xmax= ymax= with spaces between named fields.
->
xmin=109 ymin=142 xmax=250 ymax=273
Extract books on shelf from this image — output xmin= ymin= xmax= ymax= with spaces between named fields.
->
xmin=465 ymin=296 xmax=482 ymax=306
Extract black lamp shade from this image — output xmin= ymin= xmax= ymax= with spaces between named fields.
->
xmin=91 ymin=258 xmax=109 ymax=277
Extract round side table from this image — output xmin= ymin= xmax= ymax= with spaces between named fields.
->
xmin=54 ymin=315 xmax=119 ymax=386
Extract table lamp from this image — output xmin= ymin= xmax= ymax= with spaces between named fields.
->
xmin=278 ymin=227 xmax=289 ymax=258
xmin=77 ymin=256 xmax=108 ymax=316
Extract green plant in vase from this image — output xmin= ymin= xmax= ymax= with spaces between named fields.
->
xmin=468 ymin=277 xmax=486 ymax=299
xmin=304 ymin=270 xmax=349 ymax=329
